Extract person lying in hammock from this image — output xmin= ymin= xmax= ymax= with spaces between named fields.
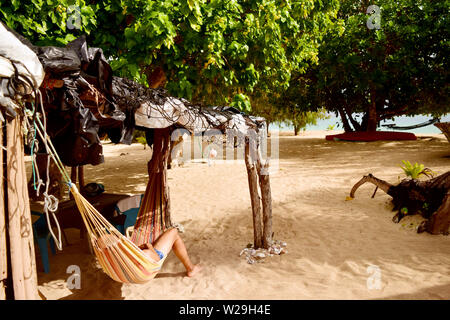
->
xmin=138 ymin=227 xmax=202 ymax=277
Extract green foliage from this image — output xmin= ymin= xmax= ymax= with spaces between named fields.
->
xmin=287 ymin=0 xmax=450 ymax=131
xmin=230 ymin=93 xmax=251 ymax=113
xmin=3 ymin=0 xmax=446 ymax=130
xmin=0 ymin=0 xmax=341 ymax=115
xmin=400 ymin=161 xmax=426 ymax=179
xmin=326 ymin=124 xmax=336 ymax=131
xmin=108 ymin=0 xmax=340 ymax=108
xmin=0 ymin=0 xmax=96 ymax=46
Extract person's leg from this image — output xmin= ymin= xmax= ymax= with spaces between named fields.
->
xmin=153 ymin=228 xmax=201 ymax=277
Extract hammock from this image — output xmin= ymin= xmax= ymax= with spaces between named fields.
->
xmin=381 ymin=118 xmax=440 ymax=130
xmin=32 ymin=112 xmax=171 ymax=284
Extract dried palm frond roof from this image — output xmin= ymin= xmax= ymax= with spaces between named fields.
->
xmin=112 ymin=76 xmax=266 ymax=136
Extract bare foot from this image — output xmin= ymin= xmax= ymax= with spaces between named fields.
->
xmin=187 ymin=264 xmax=202 ymax=277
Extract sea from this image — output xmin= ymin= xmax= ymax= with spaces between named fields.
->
xmin=270 ymin=113 xmax=450 ymax=134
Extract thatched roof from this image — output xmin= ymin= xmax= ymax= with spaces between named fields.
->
xmin=112 ymin=76 xmax=266 ymax=135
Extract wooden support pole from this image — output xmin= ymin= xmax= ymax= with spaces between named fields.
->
xmin=133 ymin=128 xmax=172 ymax=247
xmin=0 ymin=126 xmax=7 ymax=300
xmin=78 ymin=166 xmax=85 ymax=190
xmin=162 ymin=130 xmax=172 ymax=228
xmin=244 ymin=138 xmax=263 ymax=248
xmin=70 ymin=166 xmax=77 ymax=185
xmin=6 ymin=117 xmax=38 ymax=300
xmin=256 ymin=143 xmax=273 ymax=249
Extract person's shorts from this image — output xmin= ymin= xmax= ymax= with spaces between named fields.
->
xmin=154 ymin=248 xmax=164 ymax=260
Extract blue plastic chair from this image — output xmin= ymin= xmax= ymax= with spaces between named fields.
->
xmin=114 ymin=195 xmax=144 ymax=235
xmin=31 ymin=211 xmax=56 ymax=273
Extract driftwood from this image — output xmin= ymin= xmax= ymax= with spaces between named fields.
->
xmin=350 ymin=172 xmax=450 ymax=235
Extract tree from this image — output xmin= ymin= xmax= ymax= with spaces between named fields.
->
xmin=1 ymin=0 xmax=341 ymax=114
xmin=97 ymin=0 xmax=340 ymax=108
xmin=286 ymin=0 xmax=449 ymax=132
xmin=0 ymin=0 xmax=96 ymax=46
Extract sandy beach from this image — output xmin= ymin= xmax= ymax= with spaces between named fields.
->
xmin=31 ymin=130 xmax=450 ymax=300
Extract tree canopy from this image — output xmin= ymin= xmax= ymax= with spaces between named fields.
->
xmin=1 ymin=0 xmax=447 ymax=132
xmin=0 ymin=1 xmax=338 ymax=105
xmin=281 ymin=0 xmax=449 ymax=132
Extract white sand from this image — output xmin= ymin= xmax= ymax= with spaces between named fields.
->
xmin=33 ymin=131 xmax=450 ymax=300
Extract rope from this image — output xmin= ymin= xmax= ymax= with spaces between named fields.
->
xmin=25 ymin=92 xmax=65 ymax=250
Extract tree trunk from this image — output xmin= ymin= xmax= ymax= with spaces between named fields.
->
xmin=344 ymin=106 xmax=362 ymax=131
xmin=367 ymin=89 xmax=378 ymax=132
xmin=144 ymin=66 xmax=167 ymax=89
xmin=6 ymin=118 xmax=38 ymax=300
xmin=256 ymin=149 xmax=273 ymax=249
xmin=244 ymin=138 xmax=263 ymax=248
xmin=337 ymin=107 xmax=353 ymax=132
xmin=294 ymin=124 xmax=299 ymax=136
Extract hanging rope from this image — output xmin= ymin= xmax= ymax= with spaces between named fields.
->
xmin=25 ymin=92 xmax=65 ymax=250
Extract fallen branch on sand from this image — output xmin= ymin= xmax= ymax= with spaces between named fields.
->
xmin=349 ymin=172 xmax=450 ymax=235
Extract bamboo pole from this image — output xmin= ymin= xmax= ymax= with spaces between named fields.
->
xmin=6 ymin=117 xmax=38 ymax=300
xmin=244 ymin=138 xmax=263 ymax=248
xmin=0 ymin=125 xmax=7 ymax=300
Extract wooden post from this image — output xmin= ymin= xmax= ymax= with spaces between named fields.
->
xmin=78 ymin=166 xmax=85 ymax=190
xmin=0 ymin=126 xmax=7 ymax=300
xmin=6 ymin=117 xmax=38 ymax=299
xmin=244 ymin=138 xmax=263 ymax=248
xmin=162 ymin=131 xmax=173 ymax=228
xmin=133 ymin=128 xmax=172 ymax=247
xmin=256 ymin=148 xmax=273 ymax=249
